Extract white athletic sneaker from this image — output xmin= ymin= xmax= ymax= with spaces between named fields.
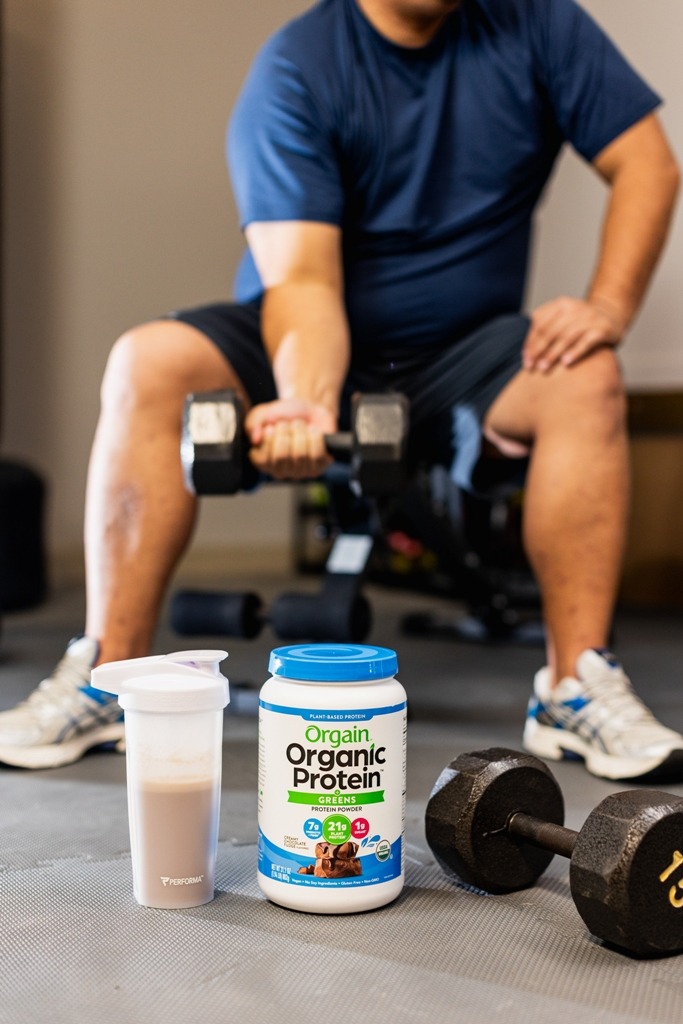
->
xmin=523 ymin=648 xmax=683 ymax=782
xmin=0 ymin=636 xmax=124 ymax=769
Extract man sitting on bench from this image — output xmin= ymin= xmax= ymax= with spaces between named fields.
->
xmin=0 ymin=0 xmax=681 ymax=779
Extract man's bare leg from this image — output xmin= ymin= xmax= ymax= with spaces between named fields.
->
xmin=0 ymin=319 xmax=243 ymax=768
xmin=484 ymin=348 xmax=629 ymax=686
xmin=486 ymin=348 xmax=683 ymax=779
xmin=84 ymin=320 xmax=241 ymax=665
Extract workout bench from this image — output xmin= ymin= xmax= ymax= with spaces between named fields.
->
xmin=170 ymin=388 xmax=542 ymax=648
xmin=171 ymin=389 xmax=409 ymax=644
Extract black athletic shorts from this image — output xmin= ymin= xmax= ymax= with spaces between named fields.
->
xmin=168 ymin=301 xmax=530 ymax=496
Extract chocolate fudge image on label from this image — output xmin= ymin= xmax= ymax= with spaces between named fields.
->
xmin=298 ymin=840 xmax=362 ymax=878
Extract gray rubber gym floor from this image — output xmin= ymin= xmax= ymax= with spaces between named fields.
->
xmin=2 ymin=574 xmax=683 ymax=1024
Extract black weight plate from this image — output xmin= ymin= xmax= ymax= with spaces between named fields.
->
xmin=571 ymin=789 xmax=683 ymax=956
xmin=270 ymin=591 xmax=372 ymax=642
xmin=170 ymin=590 xmax=262 ymax=639
xmin=426 ymin=748 xmax=565 ymax=894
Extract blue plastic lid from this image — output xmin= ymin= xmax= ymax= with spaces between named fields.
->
xmin=268 ymin=644 xmax=398 ymax=682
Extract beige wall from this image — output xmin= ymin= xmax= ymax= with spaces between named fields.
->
xmin=2 ymin=0 xmax=683 ymax=580
xmin=527 ymin=0 xmax=683 ymax=387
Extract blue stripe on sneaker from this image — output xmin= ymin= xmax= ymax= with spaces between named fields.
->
xmin=55 ymin=716 xmax=79 ymax=743
xmin=79 ymin=685 xmax=117 ymax=706
xmin=563 ymin=696 xmax=591 ymax=712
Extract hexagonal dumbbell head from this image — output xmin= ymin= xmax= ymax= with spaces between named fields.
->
xmin=425 ymin=747 xmax=565 ymax=894
xmin=350 ymin=392 xmax=409 ymax=495
xmin=181 ymin=389 xmax=245 ymax=495
xmin=570 ymin=789 xmax=683 ymax=957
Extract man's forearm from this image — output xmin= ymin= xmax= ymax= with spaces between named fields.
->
xmin=261 ymin=280 xmax=351 ymax=420
xmin=589 ymin=131 xmax=680 ymax=334
xmin=525 ymin=116 xmax=680 ymax=372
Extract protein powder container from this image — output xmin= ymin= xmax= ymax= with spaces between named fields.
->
xmin=258 ymin=643 xmax=407 ymax=913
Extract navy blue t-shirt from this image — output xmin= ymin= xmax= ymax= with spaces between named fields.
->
xmin=227 ymin=0 xmax=660 ymax=353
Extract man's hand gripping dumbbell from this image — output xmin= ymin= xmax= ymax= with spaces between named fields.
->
xmin=181 ymin=389 xmax=409 ymax=496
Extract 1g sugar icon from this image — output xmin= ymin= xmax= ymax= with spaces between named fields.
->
xmin=351 ymin=818 xmax=370 ymax=841
xmin=660 ymin=850 xmax=683 ymax=908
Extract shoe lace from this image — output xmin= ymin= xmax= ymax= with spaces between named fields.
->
xmin=21 ymin=653 xmax=91 ymax=712
xmin=580 ymin=671 xmax=659 ymax=729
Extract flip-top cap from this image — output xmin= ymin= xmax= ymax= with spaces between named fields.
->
xmin=91 ymin=649 xmax=229 ymax=712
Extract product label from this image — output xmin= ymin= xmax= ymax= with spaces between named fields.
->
xmin=258 ymin=699 xmax=407 ymax=889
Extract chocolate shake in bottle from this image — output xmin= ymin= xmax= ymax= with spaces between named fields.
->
xmin=93 ymin=650 xmax=229 ymax=909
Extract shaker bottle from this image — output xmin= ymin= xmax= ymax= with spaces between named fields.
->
xmin=93 ymin=649 xmax=229 ymax=909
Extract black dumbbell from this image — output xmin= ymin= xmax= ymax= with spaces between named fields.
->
xmin=170 ymin=583 xmax=372 ymax=644
xmin=425 ymin=747 xmax=683 ymax=957
xmin=180 ymin=389 xmax=409 ymax=497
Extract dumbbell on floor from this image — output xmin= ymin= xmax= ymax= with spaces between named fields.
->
xmin=425 ymin=747 xmax=683 ymax=957
xmin=181 ymin=389 xmax=409 ymax=497
xmin=170 ymin=582 xmax=372 ymax=644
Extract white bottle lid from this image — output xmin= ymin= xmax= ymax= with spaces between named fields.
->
xmin=92 ymin=649 xmax=229 ymax=713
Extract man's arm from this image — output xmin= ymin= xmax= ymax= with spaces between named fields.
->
xmin=242 ymin=220 xmax=351 ymax=480
xmin=524 ymin=113 xmax=681 ymax=372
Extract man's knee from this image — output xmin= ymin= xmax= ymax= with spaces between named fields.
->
xmin=485 ymin=347 xmax=626 ymax=450
xmin=101 ymin=325 xmax=157 ymax=411
xmin=553 ymin=348 xmax=626 ymax=431
xmin=100 ymin=320 xmax=235 ymax=414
